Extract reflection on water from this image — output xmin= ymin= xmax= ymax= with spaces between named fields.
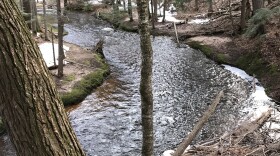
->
xmin=0 ymin=12 xmax=251 ymax=156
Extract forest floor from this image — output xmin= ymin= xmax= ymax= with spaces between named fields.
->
xmin=35 ymin=34 xmax=108 ymax=106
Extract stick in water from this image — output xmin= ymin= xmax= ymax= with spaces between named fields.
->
xmin=173 ymin=90 xmax=224 ymax=156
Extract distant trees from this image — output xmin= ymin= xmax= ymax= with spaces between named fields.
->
xmin=0 ymin=0 xmax=85 ymax=155
xmin=137 ymin=0 xmax=154 ymax=155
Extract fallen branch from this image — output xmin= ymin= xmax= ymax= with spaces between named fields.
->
xmin=173 ymin=91 xmax=224 ymax=156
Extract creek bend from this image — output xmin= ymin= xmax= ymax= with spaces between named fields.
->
xmin=1 ymin=12 xmax=254 ymax=155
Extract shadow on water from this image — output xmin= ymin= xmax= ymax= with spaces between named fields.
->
xmin=0 ymin=12 xmax=252 ymax=156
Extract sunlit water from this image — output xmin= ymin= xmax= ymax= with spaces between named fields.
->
xmin=0 ymin=12 xmax=259 ymax=156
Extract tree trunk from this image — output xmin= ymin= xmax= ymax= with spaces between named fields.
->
xmin=240 ymin=0 xmax=247 ymax=30
xmin=64 ymin=0 xmax=68 ymax=8
xmin=207 ymin=0 xmax=213 ymax=16
xmin=43 ymin=0 xmax=48 ymax=40
xmin=137 ymin=0 xmax=154 ymax=155
xmin=151 ymin=0 xmax=155 ymax=29
xmin=153 ymin=0 xmax=157 ymax=27
xmin=57 ymin=0 xmax=65 ymax=78
xmin=252 ymin=0 xmax=263 ymax=14
xmin=23 ymin=0 xmax=32 ymax=29
xmin=31 ymin=0 xmax=39 ymax=35
xmin=122 ymin=0 xmax=126 ymax=11
xmin=0 ymin=0 xmax=85 ymax=155
xmin=162 ymin=0 xmax=166 ymax=22
xmin=194 ymin=0 xmax=199 ymax=11
xmin=128 ymin=0 xmax=133 ymax=21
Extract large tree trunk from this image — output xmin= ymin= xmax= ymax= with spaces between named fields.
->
xmin=137 ymin=0 xmax=154 ymax=155
xmin=128 ymin=0 xmax=133 ymax=21
xmin=252 ymin=0 xmax=263 ymax=14
xmin=0 ymin=0 xmax=85 ymax=155
xmin=57 ymin=0 xmax=65 ymax=78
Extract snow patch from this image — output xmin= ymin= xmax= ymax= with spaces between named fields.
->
xmin=39 ymin=43 xmax=69 ymax=67
xmin=188 ymin=18 xmax=210 ymax=24
xmin=102 ymin=27 xmax=114 ymax=31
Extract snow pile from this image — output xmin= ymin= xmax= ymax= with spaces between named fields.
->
xmin=39 ymin=43 xmax=69 ymax=67
xmin=188 ymin=18 xmax=210 ymax=24
xmin=88 ymin=0 xmax=103 ymax=5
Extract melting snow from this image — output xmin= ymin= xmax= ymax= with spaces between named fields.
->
xmin=188 ymin=18 xmax=210 ymax=24
xmin=39 ymin=43 xmax=69 ymax=67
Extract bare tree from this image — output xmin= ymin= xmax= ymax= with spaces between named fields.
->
xmin=57 ymin=0 xmax=65 ymax=78
xmin=43 ymin=0 xmax=48 ymax=40
xmin=0 ymin=0 xmax=85 ymax=155
xmin=137 ymin=0 xmax=154 ymax=155
xmin=128 ymin=0 xmax=133 ymax=21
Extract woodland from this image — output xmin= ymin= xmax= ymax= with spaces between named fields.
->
xmin=0 ymin=0 xmax=280 ymax=156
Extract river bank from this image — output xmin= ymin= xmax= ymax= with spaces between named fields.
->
xmin=96 ymin=6 xmax=280 ymax=102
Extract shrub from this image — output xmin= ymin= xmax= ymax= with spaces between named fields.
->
xmin=245 ymin=7 xmax=280 ymax=38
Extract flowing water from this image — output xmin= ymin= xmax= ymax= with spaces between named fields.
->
xmin=0 ymin=12 xmax=254 ymax=156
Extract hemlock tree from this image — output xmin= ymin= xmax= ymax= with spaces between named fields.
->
xmin=0 ymin=0 xmax=85 ymax=155
xmin=137 ymin=0 xmax=154 ymax=155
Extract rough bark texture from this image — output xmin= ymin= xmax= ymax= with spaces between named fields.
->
xmin=162 ymin=0 xmax=166 ymax=22
xmin=137 ymin=0 xmax=154 ymax=155
xmin=57 ymin=0 xmax=65 ymax=78
xmin=128 ymin=0 xmax=133 ymax=21
xmin=0 ymin=1 xmax=85 ymax=155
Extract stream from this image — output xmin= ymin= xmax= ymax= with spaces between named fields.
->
xmin=0 ymin=12 xmax=264 ymax=156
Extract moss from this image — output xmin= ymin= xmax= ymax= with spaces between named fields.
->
xmin=187 ymin=41 xmax=213 ymax=57
xmin=60 ymin=54 xmax=110 ymax=106
xmin=235 ymin=52 xmax=266 ymax=77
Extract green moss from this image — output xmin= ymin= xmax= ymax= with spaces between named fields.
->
xmin=235 ymin=52 xmax=265 ymax=77
xmin=187 ymin=41 xmax=213 ymax=57
xmin=60 ymin=54 xmax=109 ymax=106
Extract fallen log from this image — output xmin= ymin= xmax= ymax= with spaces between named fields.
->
xmin=173 ymin=91 xmax=224 ymax=156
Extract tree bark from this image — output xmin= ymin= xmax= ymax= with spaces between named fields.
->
xmin=57 ymin=0 xmax=65 ymax=78
xmin=252 ymin=0 xmax=264 ymax=14
xmin=128 ymin=0 xmax=133 ymax=21
xmin=137 ymin=0 xmax=154 ymax=155
xmin=0 ymin=0 xmax=85 ymax=155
